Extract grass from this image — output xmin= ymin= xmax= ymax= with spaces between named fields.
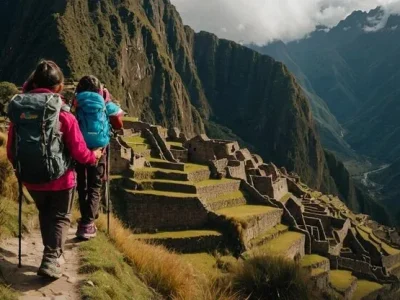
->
xmin=205 ymin=191 xmax=245 ymax=204
xmin=357 ymin=226 xmax=400 ymax=256
xmin=300 ymin=255 xmax=329 ymax=268
xmin=185 ymin=163 xmax=209 ymax=172
xmin=352 ymin=280 xmax=382 ymax=300
xmin=121 ymin=136 xmax=147 ymax=144
xmin=329 ymin=270 xmax=355 ymax=292
xmin=167 ymin=141 xmax=183 ymax=147
xmin=195 ymin=178 xmax=237 ymax=187
xmin=279 ymin=193 xmax=293 ymax=202
xmin=250 ymin=224 xmax=288 ymax=246
xmin=216 ymin=205 xmax=279 ymax=221
xmin=255 ymin=232 xmax=305 ymax=257
xmin=94 ymin=214 xmax=206 ymax=299
xmin=122 ymin=117 xmax=139 ymax=122
xmin=79 ymin=233 xmax=159 ymax=300
xmin=133 ymin=230 xmax=222 ymax=239
xmin=182 ymin=253 xmax=219 ymax=276
xmin=0 ymin=285 xmax=18 ymax=300
xmin=126 ymin=189 xmax=197 ymax=198
xmin=226 ymin=255 xmax=310 ymax=300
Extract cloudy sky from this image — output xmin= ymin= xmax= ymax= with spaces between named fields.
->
xmin=170 ymin=0 xmax=400 ymax=44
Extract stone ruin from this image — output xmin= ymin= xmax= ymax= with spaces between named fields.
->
xmin=109 ymin=119 xmax=400 ymax=299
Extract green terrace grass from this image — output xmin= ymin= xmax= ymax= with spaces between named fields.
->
xmin=279 ymin=193 xmax=293 ymax=202
xmin=329 ymin=270 xmax=355 ymax=292
xmin=133 ymin=230 xmax=222 ymax=240
xmin=357 ymin=226 xmax=400 ymax=256
xmin=310 ymin=268 xmax=326 ymax=277
xmin=182 ymin=253 xmax=219 ymax=277
xmin=135 ymin=167 xmax=187 ymax=175
xmin=126 ymin=189 xmax=197 ymax=198
xmin=256 ymin=232 xmax=305 ymax=256
xmin=128 ymin=144 xmax=150 ymax=154
xmin=250 ymin=224 xmax=288 ymax=246
xmin=184 ymin=163 xmax=209 ymax=172
xmin=122 ymin=136 xmax=147 ymax=144
xmin=79 ymin=233 xmax=157 ymax=300
xmin=352 ymin=280 xmax=383 ymax=300
xmin=122 ymin=116 xmax=139 ymax=122
xmin=216 ymin=205 xmax=280 ymax=221
xmin=167 ymin=141 xmax=183 ymax=148
xmin=195 ymin=178 xmax=238 ymax=187
xmin=0 ymin=285 xmax=18 ymax=300
xmin=300 ymin=255 xmax=328 ymax=268
xmin=205 ymin=191 xmax=245 ymax=204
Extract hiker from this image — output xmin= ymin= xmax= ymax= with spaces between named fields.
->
xmin=73 ymin=75 xmax=123 ymax=240
xmin=6 ymin=60 xmax=103 ymax=279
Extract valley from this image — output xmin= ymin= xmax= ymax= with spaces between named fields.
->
xmin=252 ymin=6 xmax=400 ymax=224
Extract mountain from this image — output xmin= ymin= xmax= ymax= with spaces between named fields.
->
xmin=0 ymin=0 xmax=388 ymax=223
xmin=251 ymin=41 xmax=356 ymax=162
xmin=257 ymin=7 xmax=400 ymax=162
xmin=253 ymin=6 xmax=400 ymax=221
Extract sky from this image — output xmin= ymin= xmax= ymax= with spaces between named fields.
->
xmin=170 ymin=0 xmax=400 ymax=44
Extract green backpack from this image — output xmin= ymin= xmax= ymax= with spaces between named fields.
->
xmin=8 ymin=93 xmax=72 ymax=184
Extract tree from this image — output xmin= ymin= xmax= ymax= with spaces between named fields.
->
xmin=0 ymin=82 xmax=19 ymax=116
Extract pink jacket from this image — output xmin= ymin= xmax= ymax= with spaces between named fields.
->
xmin=7 ymin=88 xmax=97 ymax=191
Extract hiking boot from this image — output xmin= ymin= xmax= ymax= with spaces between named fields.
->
xmin=37 ymin=257 xmax=62 ymax=279
xmin=76 ymin=222 xmax=97 ymax=240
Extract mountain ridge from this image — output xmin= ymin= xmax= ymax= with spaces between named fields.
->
xmin=0 ymin=0 xmax=389 ymax=223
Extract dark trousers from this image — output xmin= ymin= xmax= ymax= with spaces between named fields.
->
xmin=29 ymin=189 xmax=74 ymax=259
xmin=76 ymin=153 xmax=106 ymax=225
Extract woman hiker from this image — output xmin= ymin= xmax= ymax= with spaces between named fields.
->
xmin=7 ymin=60 xmax=103 ymax=279
xmin=73 ymin=75 xmax=123 ymax=240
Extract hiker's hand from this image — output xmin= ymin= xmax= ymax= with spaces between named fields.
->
xmin=93 ymin=149 xmax=103 ymax=159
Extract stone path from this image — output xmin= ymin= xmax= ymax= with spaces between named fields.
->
xmin=0 ymin=228 xmax=82 ymax=300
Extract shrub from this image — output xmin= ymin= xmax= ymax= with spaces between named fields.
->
xmin=227 ymin=255 xmax=310 ymax=300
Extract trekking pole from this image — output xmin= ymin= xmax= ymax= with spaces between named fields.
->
xmin=17 ymin=179 xmax=23 ymax=268
xmin=106 ymin=144 xmax=111 ymax=234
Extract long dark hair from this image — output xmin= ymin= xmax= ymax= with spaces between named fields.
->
xmin=75 ymin=75 xmax=101 ymax=94
xmin=24 ymin=60 xmax=64 ymax=92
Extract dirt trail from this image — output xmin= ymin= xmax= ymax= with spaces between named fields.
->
xmin=0 ymin=228 xmax=82 ymax=300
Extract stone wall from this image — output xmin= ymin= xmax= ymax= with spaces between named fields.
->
xmin=116 ymin=190 xmax=208 ymax=231
xmin=139 ymin=234 xmax=225 ymax=254
xmin=226 ymin=160 xmax=247 ymax=181
xmin=110 ymin=138 xmax=132 ymax=175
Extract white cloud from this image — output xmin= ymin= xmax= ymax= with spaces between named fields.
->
xmin=170 ymin=0 xmax=400 ymax=44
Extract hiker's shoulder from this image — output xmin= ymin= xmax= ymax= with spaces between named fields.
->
xmin=59 ymin=110 xmax=77 ymax=128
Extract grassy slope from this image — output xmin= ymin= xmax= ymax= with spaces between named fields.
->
xmin=79 ymin=233 xmax=159 ymax=300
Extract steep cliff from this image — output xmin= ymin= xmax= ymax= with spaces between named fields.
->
xmin=0 ymin=0 xmax=385 ymax=220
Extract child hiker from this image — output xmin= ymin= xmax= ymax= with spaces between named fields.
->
xmin=7 ymin=60 xmax=103 ymax=279
xmin=73 ymin=75 xmax=123 ymax=240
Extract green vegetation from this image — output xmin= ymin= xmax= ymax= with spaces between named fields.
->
xmin=195 ymin=178 xmax=237 ymax=187
xmin=121 ymin=136 xmax=147 ymax=144
xmin=329 ymin=270 xmax=355 ymax=293
xmin=134 ymin=230 xmax=221 ymax=240
xmin=0 ymin=285 xmax=18 ymax=300
xmin=0 ymin=82 xmax=18 ymax=115
xmin=352 ymin=280 xmax=382 ymax=300
xmin=123 ymin=116 xmax=139 ymax=122
xmin=254 ymin=232 xmax=304 ymax=257
xmin=300 ymin=255 xmax=328 ymax=268
xmin=167 ymin=141 xmax=183 ymax=147
xmin=127 ymin=189 xmax=196 ymax=198
xmin=216 ymin=205 xmax=279 ymax=221
xmin=79 ymin=233 xmax=158 ymax=300
xmin=227 ymin=255 xmax=310 ymax=300
xmin=205 ymin=191 xmax=245 ymax=205
xmin=250 ymin=224 xmax=288 ymax=246
xmin=182 ymin=253 xmax=219 ymax=276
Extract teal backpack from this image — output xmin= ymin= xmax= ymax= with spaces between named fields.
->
xmin=8 ymin=93 xmax=72 ymax=184
xmin=75 ymin=91 xmax=110 ymax=149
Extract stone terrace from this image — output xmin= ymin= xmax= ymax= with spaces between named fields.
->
xmin=109 ymin=119 xmax=400 ymax=299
